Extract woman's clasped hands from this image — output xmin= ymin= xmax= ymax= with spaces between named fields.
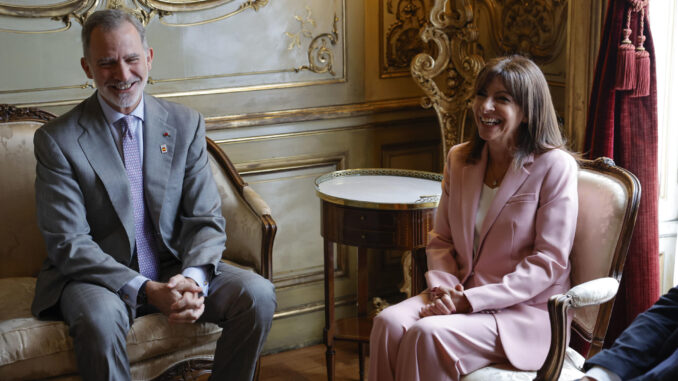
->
xmin=419 ymin=284 xmax=471 ymax=317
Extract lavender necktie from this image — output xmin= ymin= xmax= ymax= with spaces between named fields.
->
xmin=116 ymin=115 xmax=159 ymax=281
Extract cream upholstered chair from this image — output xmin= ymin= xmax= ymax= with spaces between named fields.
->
xmin=412 ymin=157 xmax=641 ymax=380
xmin=409 ymin=1 xmax=641 ymax=377
xmin=0 ymin=104 xmax=276 ymax=381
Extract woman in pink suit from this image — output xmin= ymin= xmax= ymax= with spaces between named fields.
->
xmin=369 ymin=55 xmax=579 ymax=381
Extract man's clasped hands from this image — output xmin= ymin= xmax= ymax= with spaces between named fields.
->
xmin=420 ymin=284 xmax=472 ymax=317
xmin=145 ymin=274 xmax=205 ymax=324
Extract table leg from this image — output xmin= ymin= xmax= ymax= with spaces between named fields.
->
xmin=324 ymin=239 xmax=335 ymax=381
xmin=358 ymin=341 xmax=367 ymax=381
xmin=357 ymin=247 xmax=369 ymax=381
xmin=411 ymin=246 xmax=427 ymax=295
xmin=357 ymin=246 xmax=368 ymax=317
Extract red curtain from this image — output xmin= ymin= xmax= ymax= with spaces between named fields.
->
xmin=584 ymin=0 xmax=659 ymax=347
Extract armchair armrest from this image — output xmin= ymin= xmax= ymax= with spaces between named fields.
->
xmin=567 ymin=277 xmax=619 ymax=308
xmin=243 ymin=186 xmax=272 ymax=216
xmin=207 ymin=138 xmax=276 ymax=280
xmin=535 ymin=278 xmax=619 ymax=381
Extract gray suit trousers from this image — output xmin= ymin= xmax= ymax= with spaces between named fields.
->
xmin=60 ymin=262 xmax=276 ymax=381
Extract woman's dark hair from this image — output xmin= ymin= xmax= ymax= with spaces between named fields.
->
xmin=463 ymin=55 xmax=565 ymax=166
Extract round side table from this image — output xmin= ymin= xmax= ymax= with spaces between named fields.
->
xmin=315 ymin=168 xmax=442 ymax=381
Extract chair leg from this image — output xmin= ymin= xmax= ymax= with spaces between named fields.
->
xmin=358 ymin=342 xmax=367 ymax=381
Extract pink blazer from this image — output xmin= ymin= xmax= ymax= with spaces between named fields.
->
xmin=425 ymin=143 xmax=578 ymax=370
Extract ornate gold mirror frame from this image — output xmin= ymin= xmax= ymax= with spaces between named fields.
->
xmin=0 ymin=0 xmax=269 ymax=33
xmin=0 ymin=0 xmax=99 ymax=32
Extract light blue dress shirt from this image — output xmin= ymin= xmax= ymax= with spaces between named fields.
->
xmin=96 ymin=93 xmax=209 ymax=309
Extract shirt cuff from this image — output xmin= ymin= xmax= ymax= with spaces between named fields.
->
xmin=585 ymin=366 xmax=622 ymax=381
xmin=119 ymin=275 xmax=149 ymax=309
xmin=182 ymin=266 xmax=210 ymax=296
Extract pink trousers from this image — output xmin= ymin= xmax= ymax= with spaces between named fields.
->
xmin=368 ymin=294 xmax=506 ymax=381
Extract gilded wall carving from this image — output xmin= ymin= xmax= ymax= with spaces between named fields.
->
xmin=412 ymin=0 xmax=568 ymax=156
xmin=380 ymin=0 xmax=431 ymax=78
xmin=0 ymin=0 xmax=98 ymax=33
xmin=287 ymin=8 xmax=339 ymax=76
xmin=478 ymin=0 xmax=567 ymax=64
xmin=0 ymin=0 xmax=269 ymax=32
xmin=411 ymin=0 xmax=484 ymax=155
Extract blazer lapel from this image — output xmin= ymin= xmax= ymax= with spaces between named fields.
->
xmin=77 ymin=94 xmax=135 ymax=254
xmin=476 ymin=153 xmax=534 ymax=253
xmin=142 ymin=95 xmax=175 ymax=227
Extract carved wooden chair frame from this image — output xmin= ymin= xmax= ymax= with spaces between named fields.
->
xmin=0 ymin=103 xmax=276 ymax=381
xmin=411 ymin=157 xmax=640 ymax=380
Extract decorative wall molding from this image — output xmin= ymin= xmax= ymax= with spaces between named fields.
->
xmin=478 ymin=0 xmax=567 ymax=64
xmin=206 ymin=97 xmax=430 ymax=130
xmin=0 ymin=0 xmax=96 ymax=19
xmin=236 ymin=153 xmax=347 ymax=177
xmin=9 ymin=78 xmax=349 ymax=109
xmin=411 ymin=0 xmax=484 ymax=156
xmin=294 ymin=14 xmax=339 ymax=76
xmin=273 ymin=296 xmax=355 ymax=320
xmin=1 ymin=0 xmax=345 ymax=107
xmin=236 ymin=153 xmax=349 ymax=289
xmin=380 ymin=140 xmax=441 ymax=172
xmin=0 ymin=0 xmax=98 ymax=33
xmin=213 ymin=125 xmax=375 ymax=145
xmin=286 ymin=6 xmax=316 ymax=50
xmin=380 ymin=0 xmax=430 ymax=78
xmin=144 ymin=0 xmax=269 ymax=27
xmin=0 ymin=0 xmax=269 ymax=33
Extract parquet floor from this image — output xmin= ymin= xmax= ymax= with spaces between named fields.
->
xmin=194 ymin=341 xmax=366 ymax=381
xmin=259 ymin=341 xmax=367 ymax=381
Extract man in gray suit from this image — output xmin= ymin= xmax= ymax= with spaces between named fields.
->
xmin=31 ymin=9 xmax=276 ymax=381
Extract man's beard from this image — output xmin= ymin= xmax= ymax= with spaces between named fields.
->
xmin=100 ymin=78 xmax=147 ymax=111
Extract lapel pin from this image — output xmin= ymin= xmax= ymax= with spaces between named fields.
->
xmin=160 ymin=144 xmax=168 ymax=154
xmin=163 ymin=132 xmax=170 ymax=137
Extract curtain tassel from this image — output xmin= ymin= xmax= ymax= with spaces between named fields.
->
xmin=615 ymin=27 xmax=637 ymax=90
xmin=633 ymin=44 xmax=650 ymax=97
xmin=632 ymin=8 xmax=650 ymax=97
xmin=615 ymin=8 xmax=636 ymax=90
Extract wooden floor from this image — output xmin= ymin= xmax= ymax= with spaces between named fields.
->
xmin=259 ymin=341 xmax=368 ymax=381
xmin=193 ymin=341 xmax=367 ymax=381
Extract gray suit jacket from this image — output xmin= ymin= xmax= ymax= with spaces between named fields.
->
xmin=31 ymin=93 xmax=226 ymax=317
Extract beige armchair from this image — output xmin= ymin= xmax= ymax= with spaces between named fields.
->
xmin=412 ymin=157 xmax=641 ymax=380
xmin=0 ymin=104 xmax=276 ymax=380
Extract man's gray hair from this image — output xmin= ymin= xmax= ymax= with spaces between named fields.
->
xmin=81 ymin=9 xmax=148 ymax=59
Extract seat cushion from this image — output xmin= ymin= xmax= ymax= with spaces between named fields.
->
xmin=461 ymin=347 xmax=586 ymax=381
xmin=0 ymin=277 xmax=222 ymax=380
